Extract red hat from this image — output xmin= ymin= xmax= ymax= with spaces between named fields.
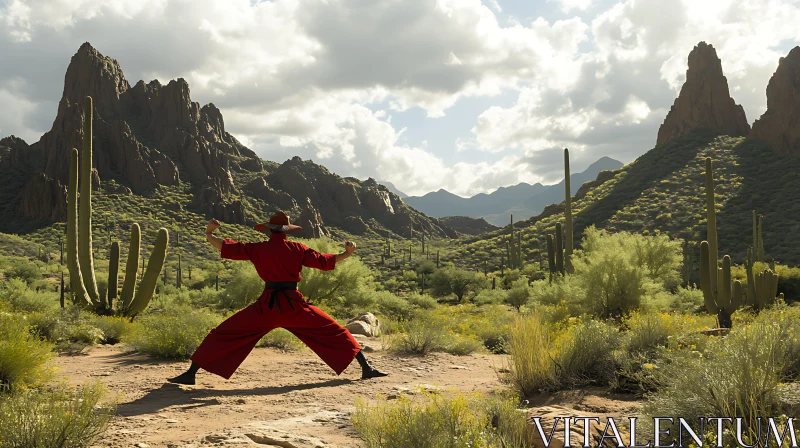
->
xmin=254 ymin=211 xmax=303 ymax=235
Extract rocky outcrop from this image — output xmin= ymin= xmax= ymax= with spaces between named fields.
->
xmin=438 ymin=216 xmax=499 ymax=235
xmin=751 ymin=46 xmax=800 ymax=154
xmin=657 ymin=42 xmax=750 ymax=146
xmin=264 ymin=157 xmax=457 ymax=238
xmin=17 ymin=172 xmax=67 ymax=221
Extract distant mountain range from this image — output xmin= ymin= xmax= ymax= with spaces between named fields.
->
xmin=395 ymin=156 xmax=623 ymax=226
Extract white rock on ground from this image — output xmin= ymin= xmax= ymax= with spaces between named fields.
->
xmin=345 ymin=313 xmax=380 ymax=337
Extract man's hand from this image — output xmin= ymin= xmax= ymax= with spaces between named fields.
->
xmin=206 ymin=219 xmax=221 ymax=235
xmin=336 ymin=240 xmax=357 ymax=263
xmin=205 ymin=219 xmax=224 ymax=251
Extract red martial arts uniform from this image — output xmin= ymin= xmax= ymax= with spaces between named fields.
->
xmin=190 ymin=234 xmax=361 ymax=379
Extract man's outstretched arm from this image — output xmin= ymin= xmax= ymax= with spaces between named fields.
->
xmin=205 ymin=218 xmax=224 ymax=251
xmin=335 ymin=241 xmax=357 ymax=263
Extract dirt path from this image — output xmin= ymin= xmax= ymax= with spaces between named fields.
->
xmin=55 ymin=338 xmax=509 ymax=447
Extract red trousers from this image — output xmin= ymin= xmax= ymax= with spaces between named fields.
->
xmin=191 ymin=295 xmax=361 ymax=379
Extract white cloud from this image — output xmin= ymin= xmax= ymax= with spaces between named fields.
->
xmin=1 ymin=0 xmax=800 ymax=199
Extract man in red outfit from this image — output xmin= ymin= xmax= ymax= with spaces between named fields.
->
xmin=168 ymin=212 xmax=388 ymax=385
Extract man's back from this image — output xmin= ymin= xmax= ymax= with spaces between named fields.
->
xmin=220 ymin=233 xmax=336 ymax=283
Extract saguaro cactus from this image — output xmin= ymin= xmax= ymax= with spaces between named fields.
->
xmin=120 ymin=224 xmax=141 ymax=310
xmin=67 ymin=148 xmax=91 ymax=308
xmin=546 ymin=234 xmax=556 ymax=284
xmin=65 ymin=95 xmax=169 ymax=318
xmin=108 ymin=241 xmax=120 ymax=309
xmin=79 ymin=97 xmax=101 ymax=305
xmin=702 ymin=158 xmax=719 ymax=298
xmin=700 ymin=245 xmax=739 ymax=328
xmin=564 ymin=148 xmax=574 ymax=274
xmin=555 ymin=223 xmax=565 ymax=276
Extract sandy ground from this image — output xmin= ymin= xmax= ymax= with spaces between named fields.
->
xmin=54 ymin=337 xmax=512 ymax=448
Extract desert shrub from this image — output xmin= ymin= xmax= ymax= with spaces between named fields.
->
xmin=471 ymin=288 xmax=505 ymax=306
xmin=0 ymin=312 xmax=54 ymax=389
xmin=371 ymin=290 xmax=415 ymax=322
xmin=553 ymin=318 xmax=621 ymax=388
xmin=7 ymin=258 xmax=41 ymax=284
xmin=127 ymin=306 xmax=221 ymax=359
xmin=665 ymin=285 xmax=704 ymax=313
xmin=257 ymin=328 xmax=305 ymax=352
xmin=416 ymin=260 xmax=437 ymax=276
xmin=352 ymin=391 xmax=534 ymax=448
xmin=623 ymin=311 xmax=677 ymax=355
xmin=776 ymin=264 xmax=800 ymax=302
xmin=631 ymin=232 xmax=682 ymax=289
xmin=218 ymin=263 xmax=263 ymax=310
xmin=406 ymin=292 xmax=437 ymax=309
xmin=0 ymin=278 xmax=57 ymax=313
xmin=384 ymin=315 xmax=448 ymax=355
xmin=507 ymin=314 xmax=554 ymax=396
xmin=428 ymin=267 xmax=479 ymax=302
xmin=529 ymin=275 xmax=585 ymax=316
xmin=189 ymin=287 xmax=221 ymax=308
xmin=642 ymin=322 xmax=788 ymax=446
xmin=0 ymin=382 xmax=113 ymax=447
xmin=573 ymin=227 xmax=648 ymax=318
xmin=441 ymin=333 xmax=483 ymax=356
xmin=91 ymin=315 xmax=133 ymax=345
xmin=505 ymin=278 xmax=531 ymax=310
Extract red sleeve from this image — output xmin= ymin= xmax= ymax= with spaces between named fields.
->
xmin=302 ymin=246 xmax=337 ymax=271
xmin=220 ymin=238 xmax=251 ymax=261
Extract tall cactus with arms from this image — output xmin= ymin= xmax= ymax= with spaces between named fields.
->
xmin=66 ymin=95 xmax=169 ymax=318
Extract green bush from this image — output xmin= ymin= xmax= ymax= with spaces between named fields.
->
xmin=0 ymin=382 xmax=113 ymax=447
xmin=428 ymin=267 xmax=479 ymax=302
xmin=91 ymin=315 xmax=133 ymax=345
xmin=642 ymin=321 xmax=789 ymax=446
xmin=127 ymin=306 xmax=222 ymax=359
xmin=553 ymin=318 xmax=621 ymax=388
xmin=471 ymin=288 xmax=505 ymax=306
xmin=406 ymin=292 xmax=437 ymax=309
xmin=352 ymin=391 xmax=534 ymax=448
xmin=8 ymin=258 xmax=42 ymax=283
xmin=622 ymin=311 xmax=676 ymax=355
xmin=507 ymin=314 xmax=554 ymax=396
xmin=505 ymin=278 xmax=530 ymax=310
xmin=0 ymin=312 xmax=54 ymax=389
xmin=371 ymin=291 xmax=414 ymax=322
xmin=0 ymin=278 xmax=57 ymax=313
xmin=218 ymin=263 xmax=263 ymax=310
xmin=385 ymin=315 xmax=448 ymax=355
xmin=573 ymin=227 xmax=648 ymax=318
xmin=257 ymin=328 xmax=305 ymax=351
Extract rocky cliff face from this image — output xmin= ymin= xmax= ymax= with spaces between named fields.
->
xmin=245 ymin=157 xmax=457 ymax=238
xmin=657 ymin=42 xmax=750 ymax=146
xmin=14 ymin=42 xmax=262 ymax=222
xmin=750 ymin=46 xmax=800 ymax=154
xmin=2 ymin=42 xmax=456 ymax=238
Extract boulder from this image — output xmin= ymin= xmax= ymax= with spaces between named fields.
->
xmin=656 ymin=41 xmax=750 ymax=146
xmin=346 ymin=313 xmax=381 ymax=337
xmin=751 ymin=46 xmax=800 ymax=154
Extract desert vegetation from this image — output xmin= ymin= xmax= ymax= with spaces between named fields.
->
xmin=2 ymin=96 xmax=800 ymax=446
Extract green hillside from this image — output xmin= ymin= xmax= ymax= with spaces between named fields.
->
xmin=450 ymin=129 xmax=800 ymax=268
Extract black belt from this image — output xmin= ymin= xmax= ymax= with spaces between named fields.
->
xmin=264 ymin=282 xmax=299 ymax=313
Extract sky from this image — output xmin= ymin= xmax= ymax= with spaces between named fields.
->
xmin=1 ymin=0 xmax=800 ymax=198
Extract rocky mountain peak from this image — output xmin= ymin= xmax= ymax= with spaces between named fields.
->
xmin=63 ymin=42 xmax=130 ymax=116
xmin=750 ymin=46 xmax=800 ymax=154
xmin=656 ymin=41 xmax=750 ymax=146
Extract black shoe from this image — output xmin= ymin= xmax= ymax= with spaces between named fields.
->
xmin=362 ymin=367 xmax=389 ymax=379
xmin=167 ymin=371 xmax=196 ymax=385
